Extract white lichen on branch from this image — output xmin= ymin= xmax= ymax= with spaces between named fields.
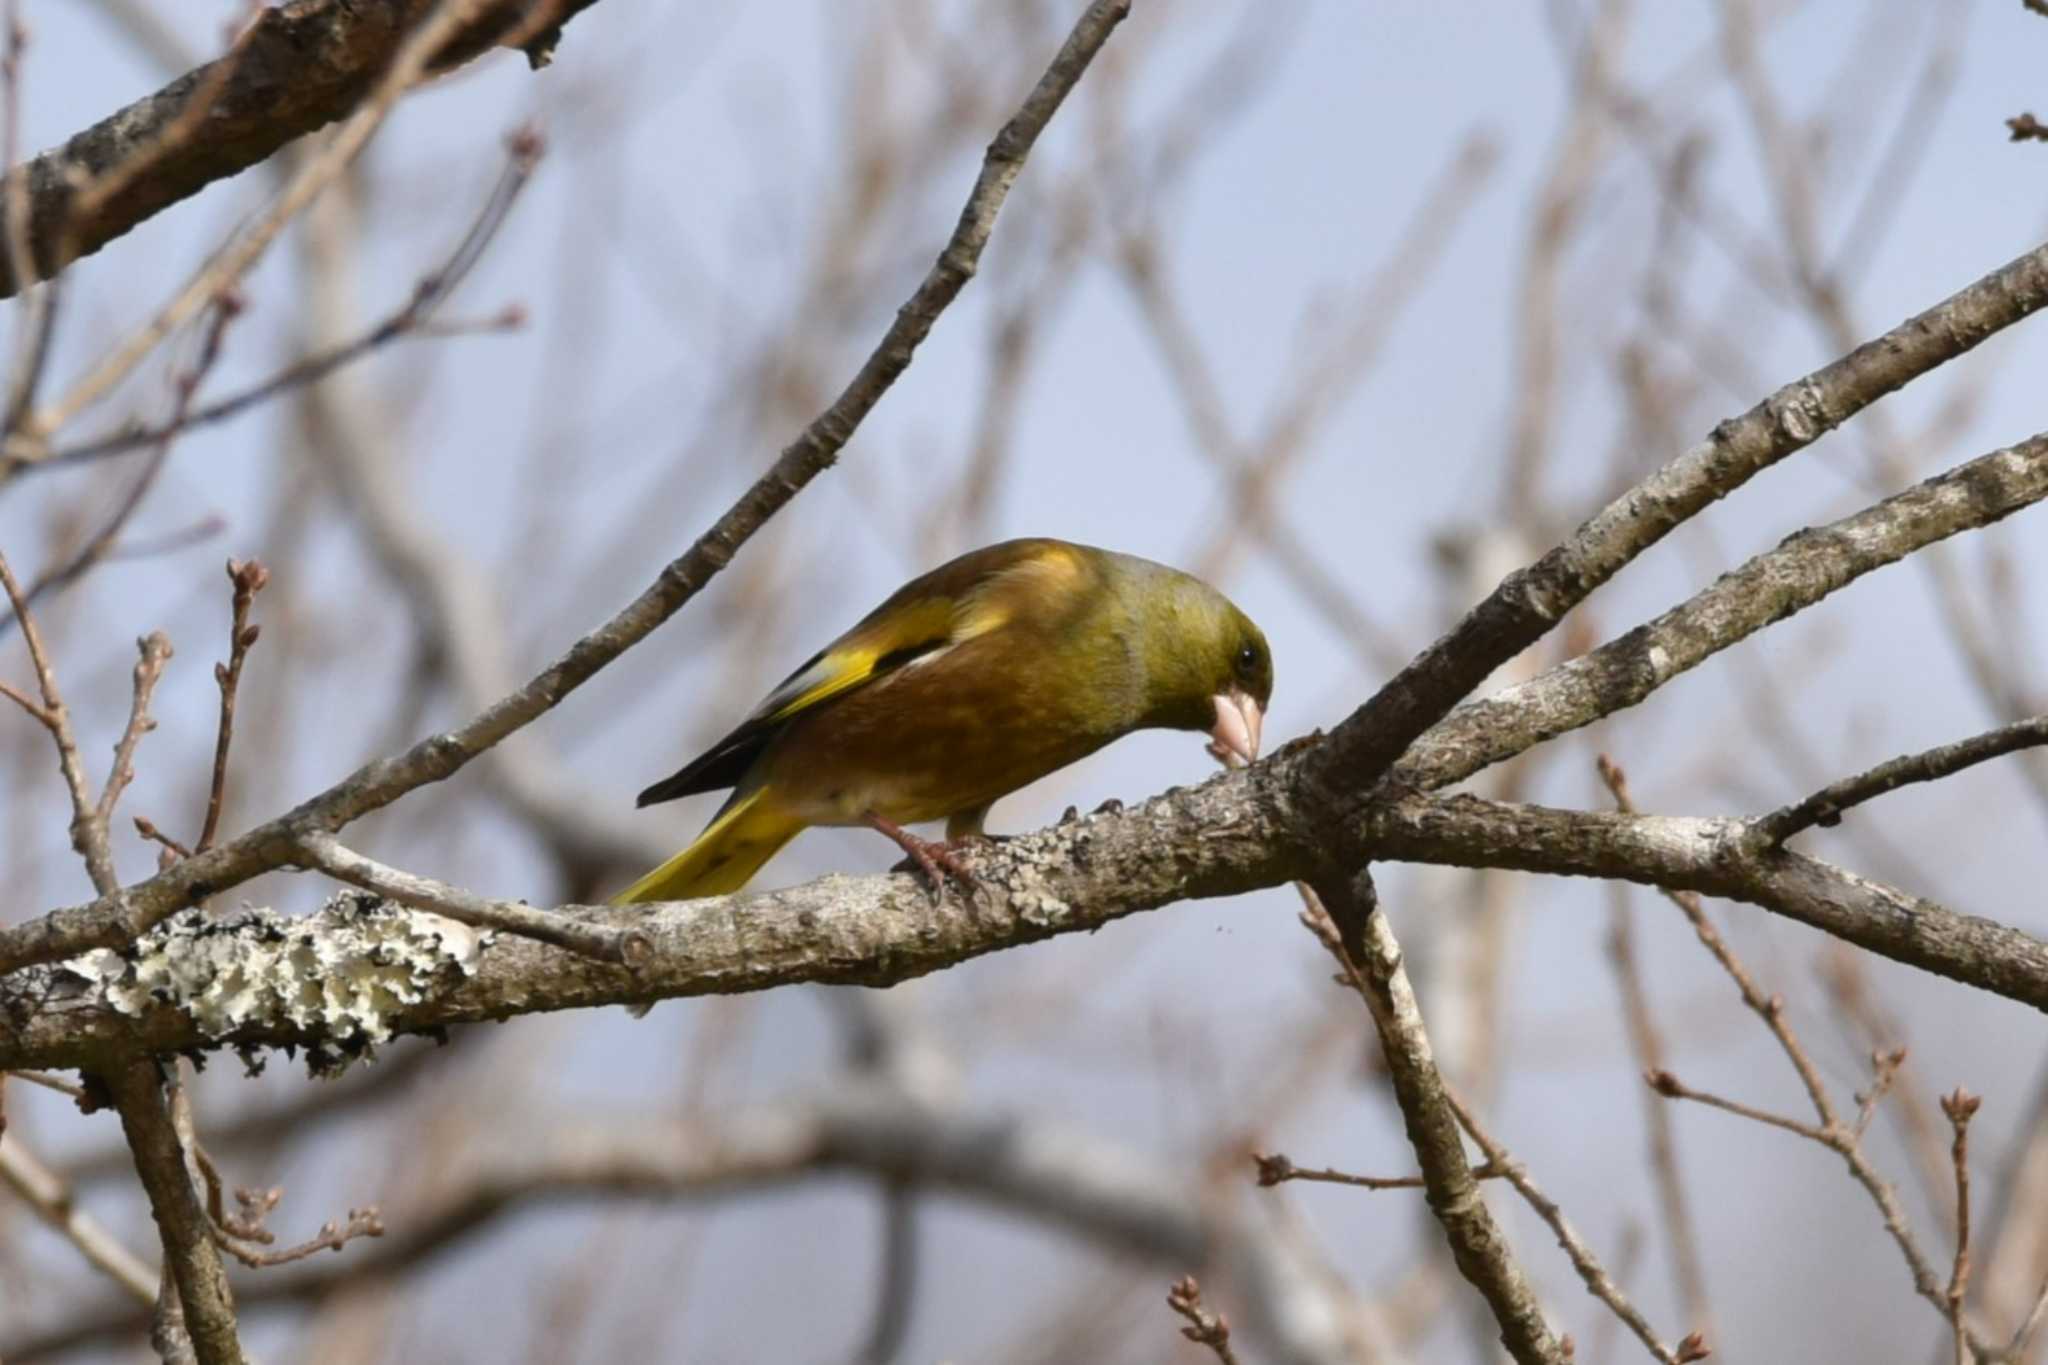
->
xmin=65 ymin=893 xmax=487 ymax=1049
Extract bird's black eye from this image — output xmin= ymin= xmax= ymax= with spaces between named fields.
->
xmin=1236 ymin=642 xmax=1260 ymax=676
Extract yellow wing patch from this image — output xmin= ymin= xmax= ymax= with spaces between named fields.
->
xmin=760 ymin=596 xmax=956 ymax=723
xmin=750 ymin=543 xmax=1091 ymax=727
xmin=955 ymin=542 xmax=1089 ymax=639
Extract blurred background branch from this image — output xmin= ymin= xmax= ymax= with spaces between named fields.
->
xmin=4 ymin=2 xmax=2048 ymax=1362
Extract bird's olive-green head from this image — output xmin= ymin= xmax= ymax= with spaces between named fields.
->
xmin=1107 ymin=553 xmax=1273 ymax=766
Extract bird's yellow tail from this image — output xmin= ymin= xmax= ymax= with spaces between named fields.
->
xmin=610 ymin=788 xmax=803 ymax=903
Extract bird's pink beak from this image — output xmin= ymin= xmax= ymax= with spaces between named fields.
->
xmin=1206 ymin=688 xmax=1264 ymax=769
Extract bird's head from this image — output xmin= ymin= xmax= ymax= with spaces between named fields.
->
xmin=1123 ymin=565 xmax=1272 ymax=769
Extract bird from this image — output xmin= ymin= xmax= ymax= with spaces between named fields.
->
xmin=611 ymin=537 xmax=1273 ymax=904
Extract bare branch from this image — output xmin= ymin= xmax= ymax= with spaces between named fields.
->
xmin=28 ymin=0 xmax=538 ymax=440
xmin=104 ymin=1058 xmax=244 ymax=1364
xmin=16 ymin=1087 xmax=1369 ymax=1365
xmin=0 ymin=0 xmax=1132 ymax=976
xmin=1167 ymin=1276 xmax=1243 ymax=1365
xmin=195 ymin=560 xmax=267 ymax=854
xmin=1402 ymin=434 xmax=2048 ymax=794
xmin=1443 ymin=1089 xmax=1708 ymax=1365
xmin=1308 ymin=871 xmax=1566 ymax=1365
xmin=1252 ymin=1151 xmax=1502 ymax=1191
xmin=18 ymin=132 xmax=539 ymax=473
xmin=0 ymin=288 xmax=241 ymax=632
xmin=294 ymin=829 xmax=645 ymax=964
xmin=1946 ymin=1088 xmax=1983 ymax=1365
xmin=0 ymin=0 xmax=598 ymax=301
xmin=19 ymin=765 xmax=2048 ymax=1071
xmin=1368 ymin=791 xmax=2048 ymax=1018
xmin=1758 ymin=715 xmax=2048 ymax=844
xmin=0 ymin=546 xmax=114 ymax=893
xmin=1306 ymin=237 xmax=2048 ymax=805
xmin=0 ymin=1132 xmax=159 ymax=1303
xmin=95 ymin=631 xmax=173 ymax=830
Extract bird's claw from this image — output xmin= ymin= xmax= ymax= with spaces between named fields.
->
xmin=869 ymin=815 xmax=980 ymax=902
xmin=902 ymin=838 xmax=978 ymax=901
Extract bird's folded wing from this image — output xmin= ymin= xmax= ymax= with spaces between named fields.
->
xmin=637 ymin=539 xmax=1091 ymax=806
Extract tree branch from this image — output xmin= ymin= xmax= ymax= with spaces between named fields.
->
xmin=1308 ymin=870 xmax=1564 ymax=1364
xmin=0 ymin=547 xmax=115 ymax=894
xmin=1366 ymin=792 xmax=2048 ymax=1014
xmin=22 ymin=1085 xmax=1365 ymax=1365
xmin=104 ymin=1059 xmax=243 ymax=1365
xmin=1398 ymin=433 xmax=2048 ymax=792
xmin=0 ymin=0 xmax=599 ymax=300
xmin=1303 ymin=237 xmax=2048 ymax=808
xmin=18 ymin=766 xmax=2048 ymax=1071
xmin=0 ymin=1132 xmax=158 ymax=1303
xmin=1758 ymin=714 xmax=2048 ymax=844
xmin=293 ymin=829 xmax=645 ymax=963
xmin=0 ymin=0 xmax=1131 ymax=977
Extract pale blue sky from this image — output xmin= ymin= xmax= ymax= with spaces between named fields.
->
xmin=8 ymin=2 xmax=2048 ymax=1360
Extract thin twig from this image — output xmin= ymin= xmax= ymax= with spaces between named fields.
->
xmin=0 ymin=4 xmax=61 ymax=443
xmin=1443 ymin=1088 xmax=1708 ymax=1365
xmin=294 ymin=829 xmax=648 ymax=965
xmin=1600 ymin=756 xmax=1997 ymax=1354
xmin=8 ymin=1067 xmax=83 ymax=1100
xmin=1944 ymin=1088 xmax=1982 ymax=1365
xmin=1757 ymin=715 xmax=2048 ymax=844
xmin=0 ymin=1133 xmax=159 ymax=1304
xmin=1165 ymin=1276 xmax=1242 ymax=1365
xmin=0 ymin=0 xmax=1135 ymax=976
xmin=95 ymin=630 xmax=173 ymax=828
xmin=1 ymin=290 xmax=240 ymax=638
xmin=0 ymin=546 xmax=113 ymax=893
xmin=21 ymin=130 xmax=540 ymax=472
xmin=134 ymin=814 xmax=192 ymax=863
xmin=1851 ymin=1045 xmax=1909 ymax=1141
xmin=196 ymin=560 xmax=267 ymax=853
xmin=1598 ymin=757 xmax=1839 ymax=1126
xmin=1644 ymin=1069 xmax=1830 ymax=1143
xmin=1603 ymin=878 xmax=1714 ymax=1331
xmin=1252 ymin=1150 xmax=1503 ymax=1190
xmin=2002 ymin=1278 xmax=2048 ymax=1362
xmin=0 ymin=673 xmax=49 ymax=722
xmin=209 ymin=1183 xmax=384 ymax=1270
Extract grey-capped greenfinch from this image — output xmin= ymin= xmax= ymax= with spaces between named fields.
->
xmin=614 ymin=537 xmax=1272 ymax=902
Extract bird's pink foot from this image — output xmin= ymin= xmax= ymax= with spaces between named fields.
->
xmin=866 ymin=814 xmax=978 ymax=900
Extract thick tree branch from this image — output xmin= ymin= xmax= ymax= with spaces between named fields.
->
xmin=0 ymin=0 xmax=1130 ymax=976
xmin=14 ymin=765 xmax=2048 ymax=1072
xmin=1366 ymin=793 xmax=2048 ymax=1013
xmin=1398 ymin=434 xmax=2048 ymax=792
xmin=1310 ymin=871 xmax=1565 ymax=1365
xmin=1303 ymin=237 xmax=2048 ymax=807
xmin=0 ymin=769 xmax=1305 ymax=1072
xmin=0 ymin=0 xmax=597 ymax=301
xmin=104 ymin=1059 xmax=243 ymax=1365
xmin=20 ymin=1085 xmax=1365 ymax=1365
